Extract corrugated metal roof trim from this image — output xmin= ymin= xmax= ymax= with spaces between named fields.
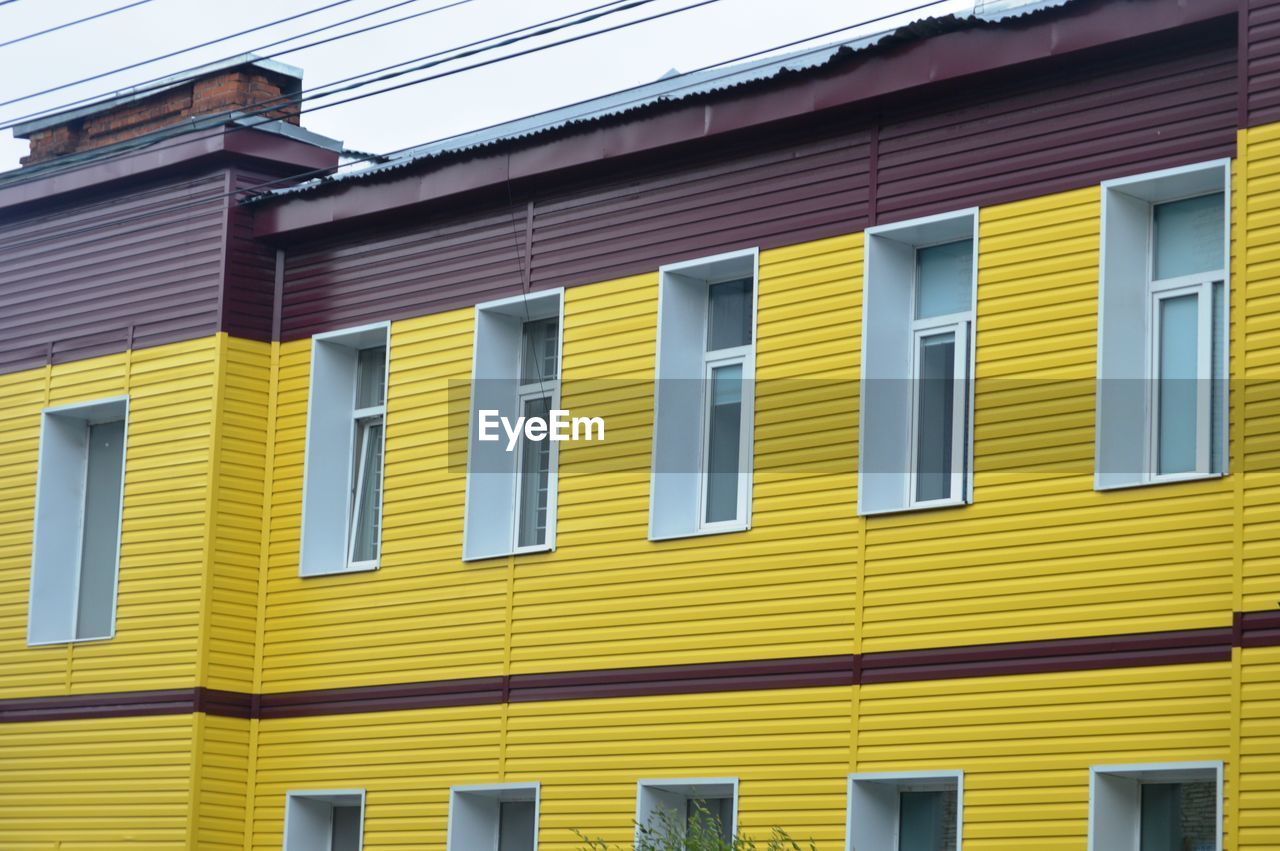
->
xmin=265 ymin=0 xmax=1075 ymax=200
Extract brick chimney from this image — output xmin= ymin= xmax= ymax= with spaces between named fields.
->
xmin=14 ymin=56 xmax=304 ymax=166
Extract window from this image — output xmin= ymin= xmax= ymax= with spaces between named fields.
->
xmin=847 ymin=771 xmax=962 ymax=851
xmin=448 ymin=783 xmax=540 ymax=851
xmin=636 ymin=779 xmax=737 ymax=845
xmin=1097 ymin=161 xmax=1230 ymax=489
xmin=860 ymin=211 xmax=977 ymax=515
xmin=284 ymin=790 xmax=365 ymax=851
xmin=299 ymin=323 xmax=390 ymax=577
xmin=463 ymin=290 xmax=563 ymax=561
xmin=1089 ymin=762 xmax=1221 ymax=851
xmin=650 ymin=248 xmax=758 ymax=540
xmin=28 ymin=396 xmax=128 ymax=646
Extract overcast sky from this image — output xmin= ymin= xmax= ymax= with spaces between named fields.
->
xmin=0 ymin=0 xmax=973 ymax=172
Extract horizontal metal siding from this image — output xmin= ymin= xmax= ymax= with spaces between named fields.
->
xmin=0 ymin=171 xmax=228 ymax=375
xmin=1249 ymin=0 xmax=1280 ymax=127
xmin=863 ymin=187 xmax=1236 ymax=653
xmin=220 ymin=168 xmax=281 ymax=343
xmin=0 ymin=339 xmax=217 ymax=700
xmin=1240 ymin=645 xmax=1280 ymax=849
xmin=875 ymin=22 xmax=1239 ymax=224
xmin=197 ymin=713 xmax=252 ymax=850
xmin=279 ymin=203 xmax=529 ymax=340
xmin=0 ymin=714 xmax=194 ymax=847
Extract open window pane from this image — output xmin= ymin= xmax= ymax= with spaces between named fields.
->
xmin=349 ymin=419 xmax=384 ymax=563
xmin=915 ymin=332 xmax=956 ymax=502
xmin=1157 ymin=293 xmax=1199 ymax=475
xmin=899 ymin=790 xmax=958 ymax=851
xmin=1210 ymin=281 xmax=1225 ymax=474
xmin=1139 ymin=782 xmax=1216 ymax=851
xmin=705 ymin=362 xmax=743 ymax=524
xmin=521 ymin=318 xmax=559 ymax=384
xmin=915 ymin=240 xmax=973 ymax=320
xmin=1153 ymin=193 xmax=1225 ymax=280
xmin=517 ymin=394 xmax=553 ymax=548
xmin=707 ymin=278 xmax=753 ymax=351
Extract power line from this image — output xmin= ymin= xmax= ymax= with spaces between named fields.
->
xmin=2 ymin=0 xmax=667 ymax=183
xmin=0 ymin=0 xmax=366 ymax=110
xmin=0 ymin=0 xmax=158 ymax=50
xmin=2 ymin=0 xmax=472 ymax=129
xmin=0 ymin=0 xmax=953 ymax=253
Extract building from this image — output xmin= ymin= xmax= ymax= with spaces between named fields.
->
xmin=1 ymin=0 xmax=1278 ymax=847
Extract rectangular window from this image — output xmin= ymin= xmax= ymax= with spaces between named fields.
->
xmin=463 ymin=291 xmax=563 ymax=561
xmin=299 ymin=324 xmax=390 ymax=577
xmin=848 ymin=771 xmax=963 ymax=851
xmin=1090 ymin=762 xmax=1221 ymax=851
xmin=650 ymin=249 xmax=758 ymax=540
xmin=860 ymin=211 xmax=977 ymax=515
xmin=283 ymin=790 xmax=365 ymax=851
xmin=28 ymin=396 xmax=128 ymax=646
xmin=636 ymin=779 xmax=737 ymax=845
xmin=448 ymin=783 xmax=540 ymax=851
xmin=1097 ymin=161 xmax=1229 ymax=489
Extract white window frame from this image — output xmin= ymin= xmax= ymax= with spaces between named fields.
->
xmin=1087 ymin=761 xmax=1222 ymax=851
xmin=463 ymin=290 xmax=564 ymax=561
xmin=846 ymin=770 xmax=964 ymax=851
xmin=447 ymin=782 xmax=541 ymax=851
xmin=649 ymin=247 xmax=759 ymax=541
xmin=1096 ymin=159 xmax=1230 ymax=490
xmin=27 ymin=395 xmax=129 ymax=647
xmin=283 ymin=788 xmax=366 ymax=851
xmin=298 ymin=322 xmax=390 ymax=577
xmin=635 ymin=778 xmax=739 ymax=845
xmin=859 ymin=209 xmax=978 ymax=516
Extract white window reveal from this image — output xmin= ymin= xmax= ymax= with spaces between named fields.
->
xmin=283 ymin=790 xmax=365 ymax=851
xmin=650 ymin=248 xmax=758 ymax=540
xmin=463 ymin=290 xmax=563 ymax=561
xmin=636 ymin=778 xmax=737 ymax=846
xmin=1097 ymin=160 xmax=1230 ymax=489
xmin=448 ymin=783 xmax=540 ymax=851
xmin=28 ymin=396 xmax=128 ymax=646
xmin=1089 ymin=762 xmax=1222 ymax=851
xmin=846 ymin=771 xmax=963 ymax=851
xmin=860 ymin=210 xmax=977 ymax=515
xmin=299 ymin=323 xmax=390 ymax=577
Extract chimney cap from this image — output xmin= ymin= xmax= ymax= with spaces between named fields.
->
xmin=12 ymin=53 xmax=304 ymax=139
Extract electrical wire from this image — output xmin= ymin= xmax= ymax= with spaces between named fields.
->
xmin=0 ymin=0 xmax=366 ymax=110
xmin=0 ymin=0 xmax=158 ymax=50
xmin=1 ymin=0 xmax=473 ymax=128
xmin=0 ymin=0 xmax=955 ymax=253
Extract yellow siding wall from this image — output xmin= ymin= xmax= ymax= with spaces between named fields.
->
xmin=196 ymin=713 xmax=253 ymax=851
xmin=0 ymin=713 xmax=194 ymax=849
xmin=1241 ymin=646 xmax=1280 ymax=849
xmin=0 ymin=338 xmax=217 ymax=699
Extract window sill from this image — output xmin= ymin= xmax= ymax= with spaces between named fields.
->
xmin=299 ymin=561 xmax=380 ymax=578
xmin=649 ymin=521 xmax=751 ymax=542
xmin=28 ymin=632 xmax=114 ymax=648
xmin=859 ymin=496 xmax=969 ymax=517
xmin=461 ymin=543 xmax=555 ymax=563
xmin=1094 ymin=471 xmax=1226 ymax=492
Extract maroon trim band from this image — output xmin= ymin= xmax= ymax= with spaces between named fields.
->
xmin=4 ymin=616 xmax=1278 ymax=723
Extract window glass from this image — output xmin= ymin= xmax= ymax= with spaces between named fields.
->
xmin=1157 ymin=293 xmax=1199 ymax=475
xmin=77 ymin=419 xmax=125 ymax=639
xmin=521 ymin=318 xmax=559 ymax=384
xmin=705 ymin=363 xmax=744 ymax=523
xmin=331 ymin=805 xmax=362 ymax=851
xmin=915 ymin=332 xmax=957 ymax=502
xmin=517 ymin=394 xmax=553 ymax=548
xmin=707 ymin=278 xmax=753 ymax=351
xmin=915 ymin=240 xmax=973 ymax=320
xmin=899 ymin=790 xmax=958 ymax=851
xmin=1140 ymin=782 xmax=1216 ymax=851
xmin=1153 ymin=193 xmax=1225 ymax=280
xmin=355 ymin=346 xmax=386 ymax=408
xmin=1210 ymin=281 xmax=1225 ymax=475
xmin=499 ymin=801 xmax=537 ymax=851
xmin=350 ymin=420 xmax=384 ymax=563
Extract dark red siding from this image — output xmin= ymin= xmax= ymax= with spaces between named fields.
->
xmin=275 ymin=19 xmax=1238 ymax=339
xmin=1248 ymin=0 xmax=1280 ymax=125
xmin=220 ymin=167 xmax=287 ymax=342
xmin=0 ymin=170 xmax=229 ymax=373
